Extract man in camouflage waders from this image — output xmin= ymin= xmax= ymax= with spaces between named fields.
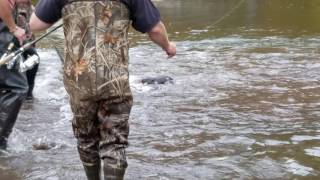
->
xmin=0 ymin=0 xmax=27 ymax=150
xmin=29 ymin=0 xmax=176 ymax=179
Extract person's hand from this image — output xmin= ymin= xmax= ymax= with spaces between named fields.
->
xmin=164 ymin=42 xmax=176 ymax=58
xmin=26 ymin=31 xmax=34 ymax=41
xmin=12 ymin=26 xmax=26 ymax=45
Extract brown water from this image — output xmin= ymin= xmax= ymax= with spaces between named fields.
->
xmin=1 ymin=0 xmax=320 ymax=179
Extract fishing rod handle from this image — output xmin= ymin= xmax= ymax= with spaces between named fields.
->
xmin=0 ymin=53 xmax=15 ymax=66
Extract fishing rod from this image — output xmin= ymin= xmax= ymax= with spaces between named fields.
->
xmin=0 ymin=23 xmax=63 ymax=66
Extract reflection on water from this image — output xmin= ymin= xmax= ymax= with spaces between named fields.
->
xmin=1 ymin=0 xmax=320 ymax=179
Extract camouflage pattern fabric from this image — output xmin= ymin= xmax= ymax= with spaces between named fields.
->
xmin=16 ymin=0 xmax=34 ymax=41
xmin=62 ymin=0 xmax=133 ymax=179
xmin=62 ymin=0 xmax=132 ymax=102
xmin=71 ymin=98 xmax=132 ymax=178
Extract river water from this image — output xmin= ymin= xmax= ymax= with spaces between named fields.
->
xmin=1 ymin=0 xmax=320 ymax=179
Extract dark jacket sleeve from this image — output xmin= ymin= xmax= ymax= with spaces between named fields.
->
xmin=123 ymin=0 xmax=161 ymax=33
xmin=35 ymin=0 xmax=64 ymax=24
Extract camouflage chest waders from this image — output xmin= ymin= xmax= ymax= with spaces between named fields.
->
xmin=62 ymin=1 xmax=132 ymax=179
xmin=0 ymin=4 xmax=28 ymax=149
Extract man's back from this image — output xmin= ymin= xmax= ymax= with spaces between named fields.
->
xmin=62 ymin=0 xmax=132 ymax=102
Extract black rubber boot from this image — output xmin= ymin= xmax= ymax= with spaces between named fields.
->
xmin=103 ymin=159 xmax=126 ymax=180
xmin=0 ymin=91 xmax=26 ymax=149
xmin=26 ymin=83 xmax=34 ymax=100
xmin=24 ymin=48 xmax=39 ymax=100
xmin=0 ymin=137 xmax=7 ymax=149
xmin=83 ymin=163 xmax=101 ymax=180
xmin=26 ymin=74 xmax=36 ymax=100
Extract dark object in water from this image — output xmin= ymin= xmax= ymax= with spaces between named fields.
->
xmin=32 ymin=142 xmax=56 ymax=150
xmin=141 ymin=75 xmax=173 ymax=84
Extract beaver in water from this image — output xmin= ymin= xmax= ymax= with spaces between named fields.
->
xmin=32 ymin=142 xmax=56 ymax=150
xmin=141 ymin=75 xmax=173 ymax=84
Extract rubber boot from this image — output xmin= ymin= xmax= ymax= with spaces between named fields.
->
xmin=26 ymin=74 xmax=35 ymax=100
xmin=83 ymin=163 xmax=101 ymax=180
xmin=26 ymin=82 xmax=34 ymax=100
xmin=24 ymin=49 xmax=39 ymax=100
xmin=0 ymin=136 xmax=7 ymax=149
xmin=103 ymin=159 xmax=126 ymax=180
xmin=0 ymin=91 xmax=25 ymax=149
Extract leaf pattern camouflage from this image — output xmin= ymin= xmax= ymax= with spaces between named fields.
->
xmin=71 ymin=98 xmax=132 ymax=179
xmin=62 ymin=1 xmax=133 ymax=179
xmin=16 ymin=1 xmax=34 ymax=41
xmin=62 ymin=0 xmax=132 ymax=102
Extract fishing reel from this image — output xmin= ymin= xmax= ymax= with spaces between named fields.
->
xmin=1 ymin=42 xmax=39 ymax=72
xmin=6 ymin=53 xmax=39 ymax=72
xmin=0 ymin=24 xmax=62 ymax=68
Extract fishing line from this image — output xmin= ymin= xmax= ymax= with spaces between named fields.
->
xmin=205 ymin=0 xmax=246 ymax=30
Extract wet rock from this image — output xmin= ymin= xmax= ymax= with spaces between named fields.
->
xmin=141 ymin=75 xmax=173 ymax=84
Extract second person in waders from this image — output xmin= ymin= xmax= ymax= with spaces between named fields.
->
xmin=30 ymin=0 xmax=176 ymax=179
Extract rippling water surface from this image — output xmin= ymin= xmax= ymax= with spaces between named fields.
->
xmin=1 ymin=0 xmax=320 ymax=179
